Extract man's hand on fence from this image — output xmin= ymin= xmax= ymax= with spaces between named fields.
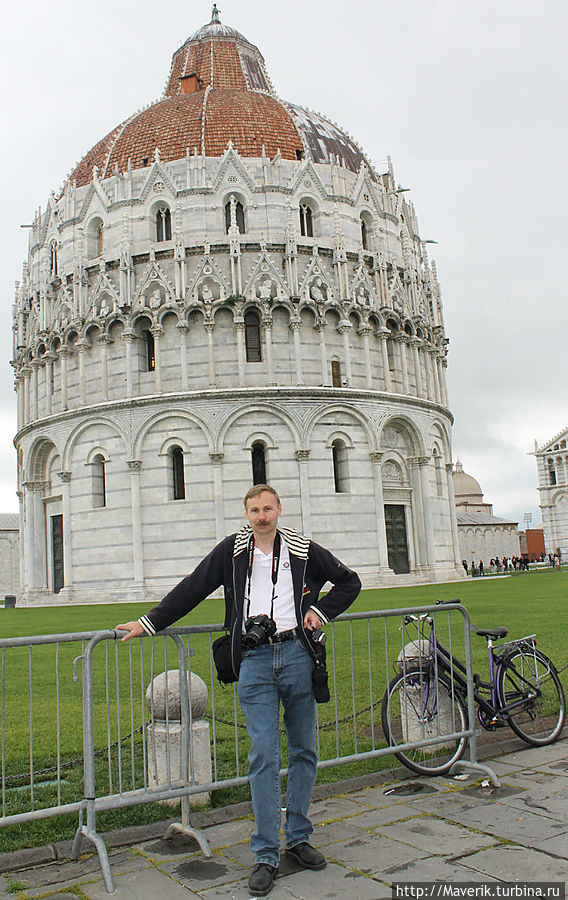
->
xmin=116 ymin=621 xmax=145 ymax=641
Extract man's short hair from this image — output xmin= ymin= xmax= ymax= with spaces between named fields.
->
xmin=244 ymin=484 xmax=281 ymax=507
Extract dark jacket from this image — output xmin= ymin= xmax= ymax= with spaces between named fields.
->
xmin=139 ymin=524 xmax=361 ymax=677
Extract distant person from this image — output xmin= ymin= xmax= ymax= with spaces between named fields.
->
xmin=479 ymin=560 xmax=484 ymax=576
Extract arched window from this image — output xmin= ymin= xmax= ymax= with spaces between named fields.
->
xmin=245 ymin=310 xmax=262 ymax=362
xmin=49 ymin=241 xmax=58 ymax=277
xmin=225 ymin=200 xmax=245 ymax=234
xmin=332 ymin=439 xmax=349 ymax=493
xmin=361 ymin=218 xmax=368 ymax=250
xmin=97 ymin=222 xmax=104 ymax=256
xmin=548 ymin=459 xmax=557 ymax=486
xmin=251 ymin=442 xmax=267 ymax=485
xmin=92 ymin=454 xmax=107 ymax=508
xmin=171 ymin=447 xmax=186 ymax=500
xmin=156 ymin=207 xmax=172 ymax=242
xmin=299 ymin=203 xmax=313 ymax=238
xmin=331 ymin=360 xmax=341 ymax=387
xmin=145 ymin=330 xmax=156 ymax=372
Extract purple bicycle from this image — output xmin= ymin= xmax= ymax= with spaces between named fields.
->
xmin=381 ymin=601 xmax=566 ymax=776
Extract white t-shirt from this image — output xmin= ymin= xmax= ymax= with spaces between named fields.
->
xmin=245 ymin=538 xmax=296 ymax=633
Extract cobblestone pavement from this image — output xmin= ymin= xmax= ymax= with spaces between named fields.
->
xmin=1 ymin=738 xmax=567 ymax=898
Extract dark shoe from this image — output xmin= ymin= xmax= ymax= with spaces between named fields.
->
xmin=286 ymin=841 xmax=327 ymax=870
xmin=248 ymin=863 xmax=278 ymax=896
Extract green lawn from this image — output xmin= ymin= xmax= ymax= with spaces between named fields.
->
xmin=0 ymin=568 xmax=566 ymax=854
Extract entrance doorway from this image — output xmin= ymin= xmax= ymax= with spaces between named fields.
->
xmin=51 ymin=514 xmax=64 ymax=593
xmin=384 ymin=504 xmax=410 ymax=574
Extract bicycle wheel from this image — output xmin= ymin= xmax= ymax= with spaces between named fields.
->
xmin=498 ymin=647 xmax=565 ymax=745
xmin=381 ymin=669 xmax=468 ymax=776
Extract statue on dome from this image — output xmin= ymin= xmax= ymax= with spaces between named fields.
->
xmin=211 ymin=4 xmax=221 ymax=23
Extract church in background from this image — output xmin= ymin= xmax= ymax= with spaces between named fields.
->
xmin=533 ymin=429 xmax=568 ymax=561
xmin=11 ymin=8 xmax=465 ymax=606
xmin=452 ymin=461 xmax=520 ymax=565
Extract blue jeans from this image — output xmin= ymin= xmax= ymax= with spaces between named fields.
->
xmin=237 ymin=637 xmax=316 ymax=867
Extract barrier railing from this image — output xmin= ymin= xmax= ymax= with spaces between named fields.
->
xmin=1 ymin=604 xmax=495 ymax=892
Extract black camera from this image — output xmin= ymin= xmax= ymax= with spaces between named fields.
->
xmin=243 ymin=614 xmax=277 ymax=650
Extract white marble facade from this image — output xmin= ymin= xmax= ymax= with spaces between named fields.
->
xmin=11 ymin=18 xmax=465 ymax=605
xmin=534 ymin=429 xmax=568 ymax=560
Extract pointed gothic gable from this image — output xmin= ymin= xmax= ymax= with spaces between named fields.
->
xmin=211 ymin=146 xmax=256 ymax=194
xmin=350 ymin=261 xmax=378 ymax=307
xmin=298 ymin=253 xmax=336 ymax=303
xmin=139 ymin=159 xmax=179 ymax=203
xmin=187 ymin=253 xmax=231 ymax=304
xmin=243 ymin=249 xmax=290 ymax=302
xmin=540 ymin=427 xmax=568 ymax=453
xmin=351 ymin=164 xmax=381 ymax=214
xmin=78 ymin=180 xmax=111 ymax=223
xmin=87 ymin=269 xmax=120 ymax=318
xmin=133 ymin=256 xmax=176 ymax=308
xmin=289 ymin=158 xmax=328 ymax=200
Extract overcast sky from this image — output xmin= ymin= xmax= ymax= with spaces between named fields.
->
xmin=2 ymin=0 xmax=566 ymax=528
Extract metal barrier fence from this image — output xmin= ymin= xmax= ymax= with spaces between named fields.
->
xmin=1 ymin=604 xmax=495 ymax=892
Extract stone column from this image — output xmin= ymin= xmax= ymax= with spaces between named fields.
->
xmin=432 ymin=352 xmax=442 ymax=403
xmin=398 ymin=336 xmax=409 ymax=394
xmin=412 ymin=340 xmax=423 ymax=397
xmin=421 ymin=348 xmax=433 ymax=401
xmin=379 ymin=332 xmax=392 ymax=391
xmin=235 ymin=320 xmax=246 ymax=386
xmin=204 ymin=322 xmax=216 ymax=387
xmin=123 ymin=331 xmax=137 ymax=399
xmin=57 ymin=471 xmax=73 ymax=593
xmin=20 ymin=366 xmax=31 ymax=423
xmin=45 ymin=353 xmax=56 ymax=414
xmin=439 ymin=359 xmax=448 ymax=407
xmin=151 ymin=325 xmax=164 ymax=393
xmin=99 ymin=336 xmax=110 ymax=401
xmin=30 ymin=360 xmax=40 ymax=421
xmin=446 ymin=463 xmax=463 ymax=566
xmin=127 ymin=460 xmax=145 ymax=586
xmin=412 ymin=456 xmax=435 ymax=568
xmin=289 ymin=318 xmax=304 ymax=385
xmin=209 ymin=453 xmax=225 ymax=544
xmin=59 ymin=350 xmax=69 ymax=410
xmin=359 ymin=325 xmax=373 ymax=389
xmin=295 ymin=450 xmax=312 ymax=534
xmin=177 ymin=323 xmax=189 ymax=387
xmin=15 ymin=374 xmax=24 ymax=430
xmin=338 ymin=322 xmax=352 ymax=384
xmin=76 ymin=340 xmax=88 ymax=406
xmin=24 ymin=482 xmax=46 ymax=592
xmin=316 ymin=322 xmax=328 ymax=386
xmin=369 ymin=452 xmax=391 ymax=571
xmin=261 ymin=317 xmax=275 ymax=384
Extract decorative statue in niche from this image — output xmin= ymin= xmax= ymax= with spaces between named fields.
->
xmin=355 ymin=285 xmax=369 ymax=305
xmin=149 ymin=288 xmax=162 ymax=310
xmin=98 ymin=296 xmax=111 ymax=317
xmin=309 ymin=276 xmax=327 ymax=303
xmin=258 ymin=278 xmax=273 ymax=300
xmin=200 ymin=283 xmax=214 ymax=304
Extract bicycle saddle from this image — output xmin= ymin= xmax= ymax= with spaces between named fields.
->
xmin=475 ymin=627 xmax=508 ymax=639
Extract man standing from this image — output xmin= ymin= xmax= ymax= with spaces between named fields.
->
xmin=118 ymin=484 xmax=361 ymax=896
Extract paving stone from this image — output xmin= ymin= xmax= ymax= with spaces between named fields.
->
xmin=496 ymin=790 xmax=568 ymax=819
xmin=308 ymin=795 xmax=377 ymax=824
xmin=312 ymin=816 xmax=370 ymax=846
xmin=442 ymin=799 xmax=566 ymax=843
xmin=7 ymin=850 xmax=136 ymax=891
xmin=325 ymin=832 xmax=429 ymax=874
xmin=460 ymin=844 xmax=568 ymax=881
xmin=348 ymin=783 xmax=437 ymax=809
xmin=85 ymin=866 xmax=203 ymax=898
xmin=384 ymin=855 xmax=498 ymax=884
xmin=498 ymin=743 xmax=568 ymax=768
xmin=531 ymin=832 xmax=568 ymax=858
xmin=377 ymin=815 xmax=499 ymax=856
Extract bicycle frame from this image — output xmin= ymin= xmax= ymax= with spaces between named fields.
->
xmin=406 ymin=615 xmax=541 ymax=730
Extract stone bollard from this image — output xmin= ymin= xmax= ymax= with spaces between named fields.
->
xmin=146 ymin=670 xmax=212 ymax=807
xmin=395 ymin=641 xmax=453 ymax=747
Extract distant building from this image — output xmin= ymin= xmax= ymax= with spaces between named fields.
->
xmin=519 ymin=528 xmax=546 ymax=561
xmin=533 ymin=428 xmax=568 ymax=560
xmin=0 ymin=514 xmax=20 ymax=600
xmin=452 ymin=461 xmax=520 ymax=564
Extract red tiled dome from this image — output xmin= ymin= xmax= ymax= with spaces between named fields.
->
xmin=69 ymin=13 xmax=369 ymax=188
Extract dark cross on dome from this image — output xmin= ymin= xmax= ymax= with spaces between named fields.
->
xmin=211 ymin=4 xmax=220 ymax=22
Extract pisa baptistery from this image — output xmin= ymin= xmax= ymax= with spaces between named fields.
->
xmin=12 ymin=7 xmax=464 ymax=605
